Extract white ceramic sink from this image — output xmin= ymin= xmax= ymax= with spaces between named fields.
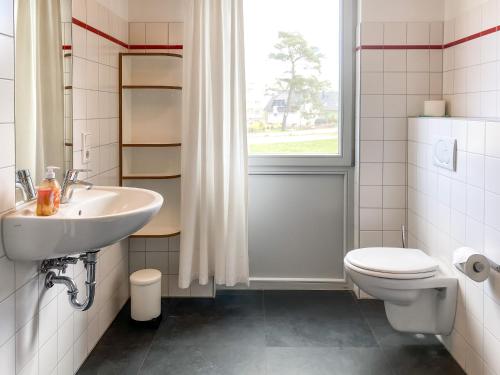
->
xmin=2 ymin=186 xmax=163 ymax=261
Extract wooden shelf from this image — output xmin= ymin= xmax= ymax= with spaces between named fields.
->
xmin=122 ymin=174 xmax=181 ymax=180
xmin=122 ymin=143 xmax=181 ymax=148
xmin=130 ymin=224 xmax=181 ymax=238
xmin=122 ymin=85 xmax=182 ymax=90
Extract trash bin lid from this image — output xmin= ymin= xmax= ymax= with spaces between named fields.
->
xmin=130 ymin=268 xmax=162 ymax=286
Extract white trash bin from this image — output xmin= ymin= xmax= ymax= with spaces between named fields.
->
xmin=130 ymin=269 xmax=162 ymax=322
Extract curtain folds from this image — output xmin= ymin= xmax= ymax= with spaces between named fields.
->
xmin=179 ymin=0 xmax=249 ymax=288
xmin=15 ymin=0 xmax=64 ymax=182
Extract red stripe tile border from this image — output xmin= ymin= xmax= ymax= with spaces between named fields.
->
xmin=356 ymin=44 xmax=443 ymax=50
xmin=128 ymin=44 xmax=183 ymax=50
xmin=73 ymin=17 xmax=129 ymax=48
xmin=357 ymin=24 xmax=500 ymax=51
xmin=72 ymin=17 xmax=183 ymax=51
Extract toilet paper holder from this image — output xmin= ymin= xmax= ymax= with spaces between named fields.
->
xmin=488 ymin=259 xmax=500 ymax=273
xmin=453 ymin=248 xmax=494 ymax=282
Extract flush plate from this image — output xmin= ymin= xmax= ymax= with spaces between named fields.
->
xmin=433 ymin=137 xmax=457 ymax=171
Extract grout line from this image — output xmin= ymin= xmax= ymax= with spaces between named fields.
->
xmin=72 ymin=17 xmax=184 ymax=51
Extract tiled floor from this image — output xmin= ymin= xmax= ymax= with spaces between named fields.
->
xmin=77 ymin=290 xmax=465 ymax=375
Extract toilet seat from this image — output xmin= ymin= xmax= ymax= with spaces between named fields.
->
xmin=345 ymin=248 xmax=439 ymax=280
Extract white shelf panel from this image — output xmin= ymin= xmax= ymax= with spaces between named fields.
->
xmin=123 ymin=178 xmax=180 ymax=235
xmin=122 ymin=89 xmax=181 ymax=144
xmin=131 ymin=223 xmax=180 ymax=238
xmin=122 ymin=54 xmax=182 ymax=87
xmin=122 ymin=147 xmax=180 ymax=176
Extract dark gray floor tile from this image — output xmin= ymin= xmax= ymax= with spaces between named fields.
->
xmin=77 ymin=292 xmax=465 ymax=375
xmin=358 ymin=300 xmax=441 ymax=347
xmin=382 ymin=345 xmax=466 ymax=375
xmin=140 ymin=345 xmax=266 ymax=375
xmin=266 ymin=347 xmax=395 ymax=375
xmin=264 ymin=290 xmax=361 ymax=319
xmin=216 ymin=290 xmax=264 ymax=296
xmin=77 ymin=343 xmax=151 ymax=375
xmin=167 ymin=292 xmax=263 ymax=318
xmin=154 ymin=315 xmax=267 ymax=346
xmin=265 ymin=316 xmax=378 ymax=347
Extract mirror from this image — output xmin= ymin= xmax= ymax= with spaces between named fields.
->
xmin=14 ymin=0 xmax=72 ymax=190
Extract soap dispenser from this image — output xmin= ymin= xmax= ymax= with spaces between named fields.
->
xmin=36 ymin=166 xmax=61 ymax=216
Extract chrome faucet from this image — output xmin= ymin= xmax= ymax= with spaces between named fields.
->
xmin=16 ymin=169 xmax=37 ymax=202
xmin=61 ymin=169 xmax=93 ymax=204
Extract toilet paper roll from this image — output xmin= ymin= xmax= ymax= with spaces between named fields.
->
xmin=424 ymin=100 xmax=446 ymax=117
xmin=452 ymin=247 xmax=490 ymax=282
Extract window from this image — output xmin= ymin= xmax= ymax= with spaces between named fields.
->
xmin=244 ymin=0 xmax=353 ymax=162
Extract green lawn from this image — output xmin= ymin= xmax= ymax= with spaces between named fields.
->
xmin=249 ymin=138 xmax=339 ymax=154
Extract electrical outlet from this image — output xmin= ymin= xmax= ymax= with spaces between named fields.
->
xmin=82 ymin=133 xmax=91 ymax=164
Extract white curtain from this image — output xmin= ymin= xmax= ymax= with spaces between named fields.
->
xmin=179 ymin=0 xmax=249 ymax=288
xmin=15 ymin=0 xmax=64 ymax=182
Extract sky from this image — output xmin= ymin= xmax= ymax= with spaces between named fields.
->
xmin=244 ymin=0 xmax=341 ymax=111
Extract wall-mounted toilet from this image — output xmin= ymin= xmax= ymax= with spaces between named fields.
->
xmin=344 ymin=247 xmax=457 ymax=335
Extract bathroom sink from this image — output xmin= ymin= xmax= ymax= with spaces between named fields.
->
xmin=2 ymin=186 xmax=163 ymax=261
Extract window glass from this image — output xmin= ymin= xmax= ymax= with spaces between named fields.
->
xmin=244 ymin=0 xmax=341 ymax=155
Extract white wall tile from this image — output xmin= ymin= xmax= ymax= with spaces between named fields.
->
xmin=0 ymin=293 xmax=14 ymax=347
xmin=361 ymin=23 xmax=383 ymax=45
xmin=0 ymin=124 xmax=15 ymax=168
xmin=361 ymin=95 xmax=383 ymax=117
xmin=360 ymin=208 xmax=383 ymax=231
xmin=485 ymin=192 xmax=500 ymax=231
xmin=360 ymin=118 xmax=383 ymax=140
xmin=0 ymin=336 xmax=15 ymax=375
xmin=384 ymin=51 xmax=406 ymax=72
xmin=361 ymin=72 xmax=383 ymax=94
xmin=360 ymin=163 xmax=383 ymax=185
xmin=485 ymin=123 xmax=500 ymax=158
xmin=360 ymin=186 xmax=382 ymax=208
xmin=467 ymin=121 xmax=485 ymax=154
xmin=146 ymin=23 xmax=168 ymax=44
xmin=361 ymin=50 xmax=383 ymax=72
xmin=168 ymin=23 xmax=183 ymax=45
xmin=360 ymin=141 xmax=383 ymax=162
xmin=384 ymin=95 xmax=406 ymax=117
xmin=384 ymin=23 xmax=406 ymax=45
xmin=407 ymin=23 xmax=429 ymax=45
xmin=407 ymin=50 xmax=430 ymax=72
xmin=383 ymin=163 xmax=406 ymax=185
xmin=383 ymin=73 xmax=406 ymax=94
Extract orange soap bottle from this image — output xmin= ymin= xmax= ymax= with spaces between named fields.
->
xmin=36 ymin=187 xmax=56 ymax=216
xmin=36 ymin=166 xmax=61 ymax=216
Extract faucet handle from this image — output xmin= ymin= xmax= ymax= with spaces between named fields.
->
xmin=16 ymin=169 xmax=32 ymax=181
xmin=64 ymin=169 xmax=91 ymax=181
xmin=16 ymin=169 xmax=37 ymax=201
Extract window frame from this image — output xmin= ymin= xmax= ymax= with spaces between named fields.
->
xmin=247 ymin=0 xmax=356 ymax=170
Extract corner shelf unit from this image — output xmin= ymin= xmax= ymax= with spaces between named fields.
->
xmin=119 ymin=53 xmax=183 ymax=238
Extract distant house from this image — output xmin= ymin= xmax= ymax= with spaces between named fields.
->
xmin=263 ymin=91 xmax=338 ymax=126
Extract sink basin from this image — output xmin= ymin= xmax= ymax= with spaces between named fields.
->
xmin=2 ymin=186 xmax=163 ymax=261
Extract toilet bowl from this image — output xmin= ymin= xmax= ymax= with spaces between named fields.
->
xmin=344 ymin=247 xmax=457 ymax=335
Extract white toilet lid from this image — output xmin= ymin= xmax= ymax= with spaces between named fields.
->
xmin=345 ymin=248 xmax=439 ymax=275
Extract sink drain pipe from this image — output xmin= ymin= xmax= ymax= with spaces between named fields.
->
xmin=41 ymin=250 xmax=99 ymax=311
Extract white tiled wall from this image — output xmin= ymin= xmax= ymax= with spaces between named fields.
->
xmin=442 ymin=0 xmax=500 ymax=117
xmin=408 ymin=116 xmax=500 ymax=375
xmin=128 ymin=21 xmax=183 ymax=51
xmin=0 ymin=0 xmax=131 ymax=374
xmin=129 ymin=235 xmax=213 ymax=297
xmin=357 ymin=21 xmax=444 ymax=249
